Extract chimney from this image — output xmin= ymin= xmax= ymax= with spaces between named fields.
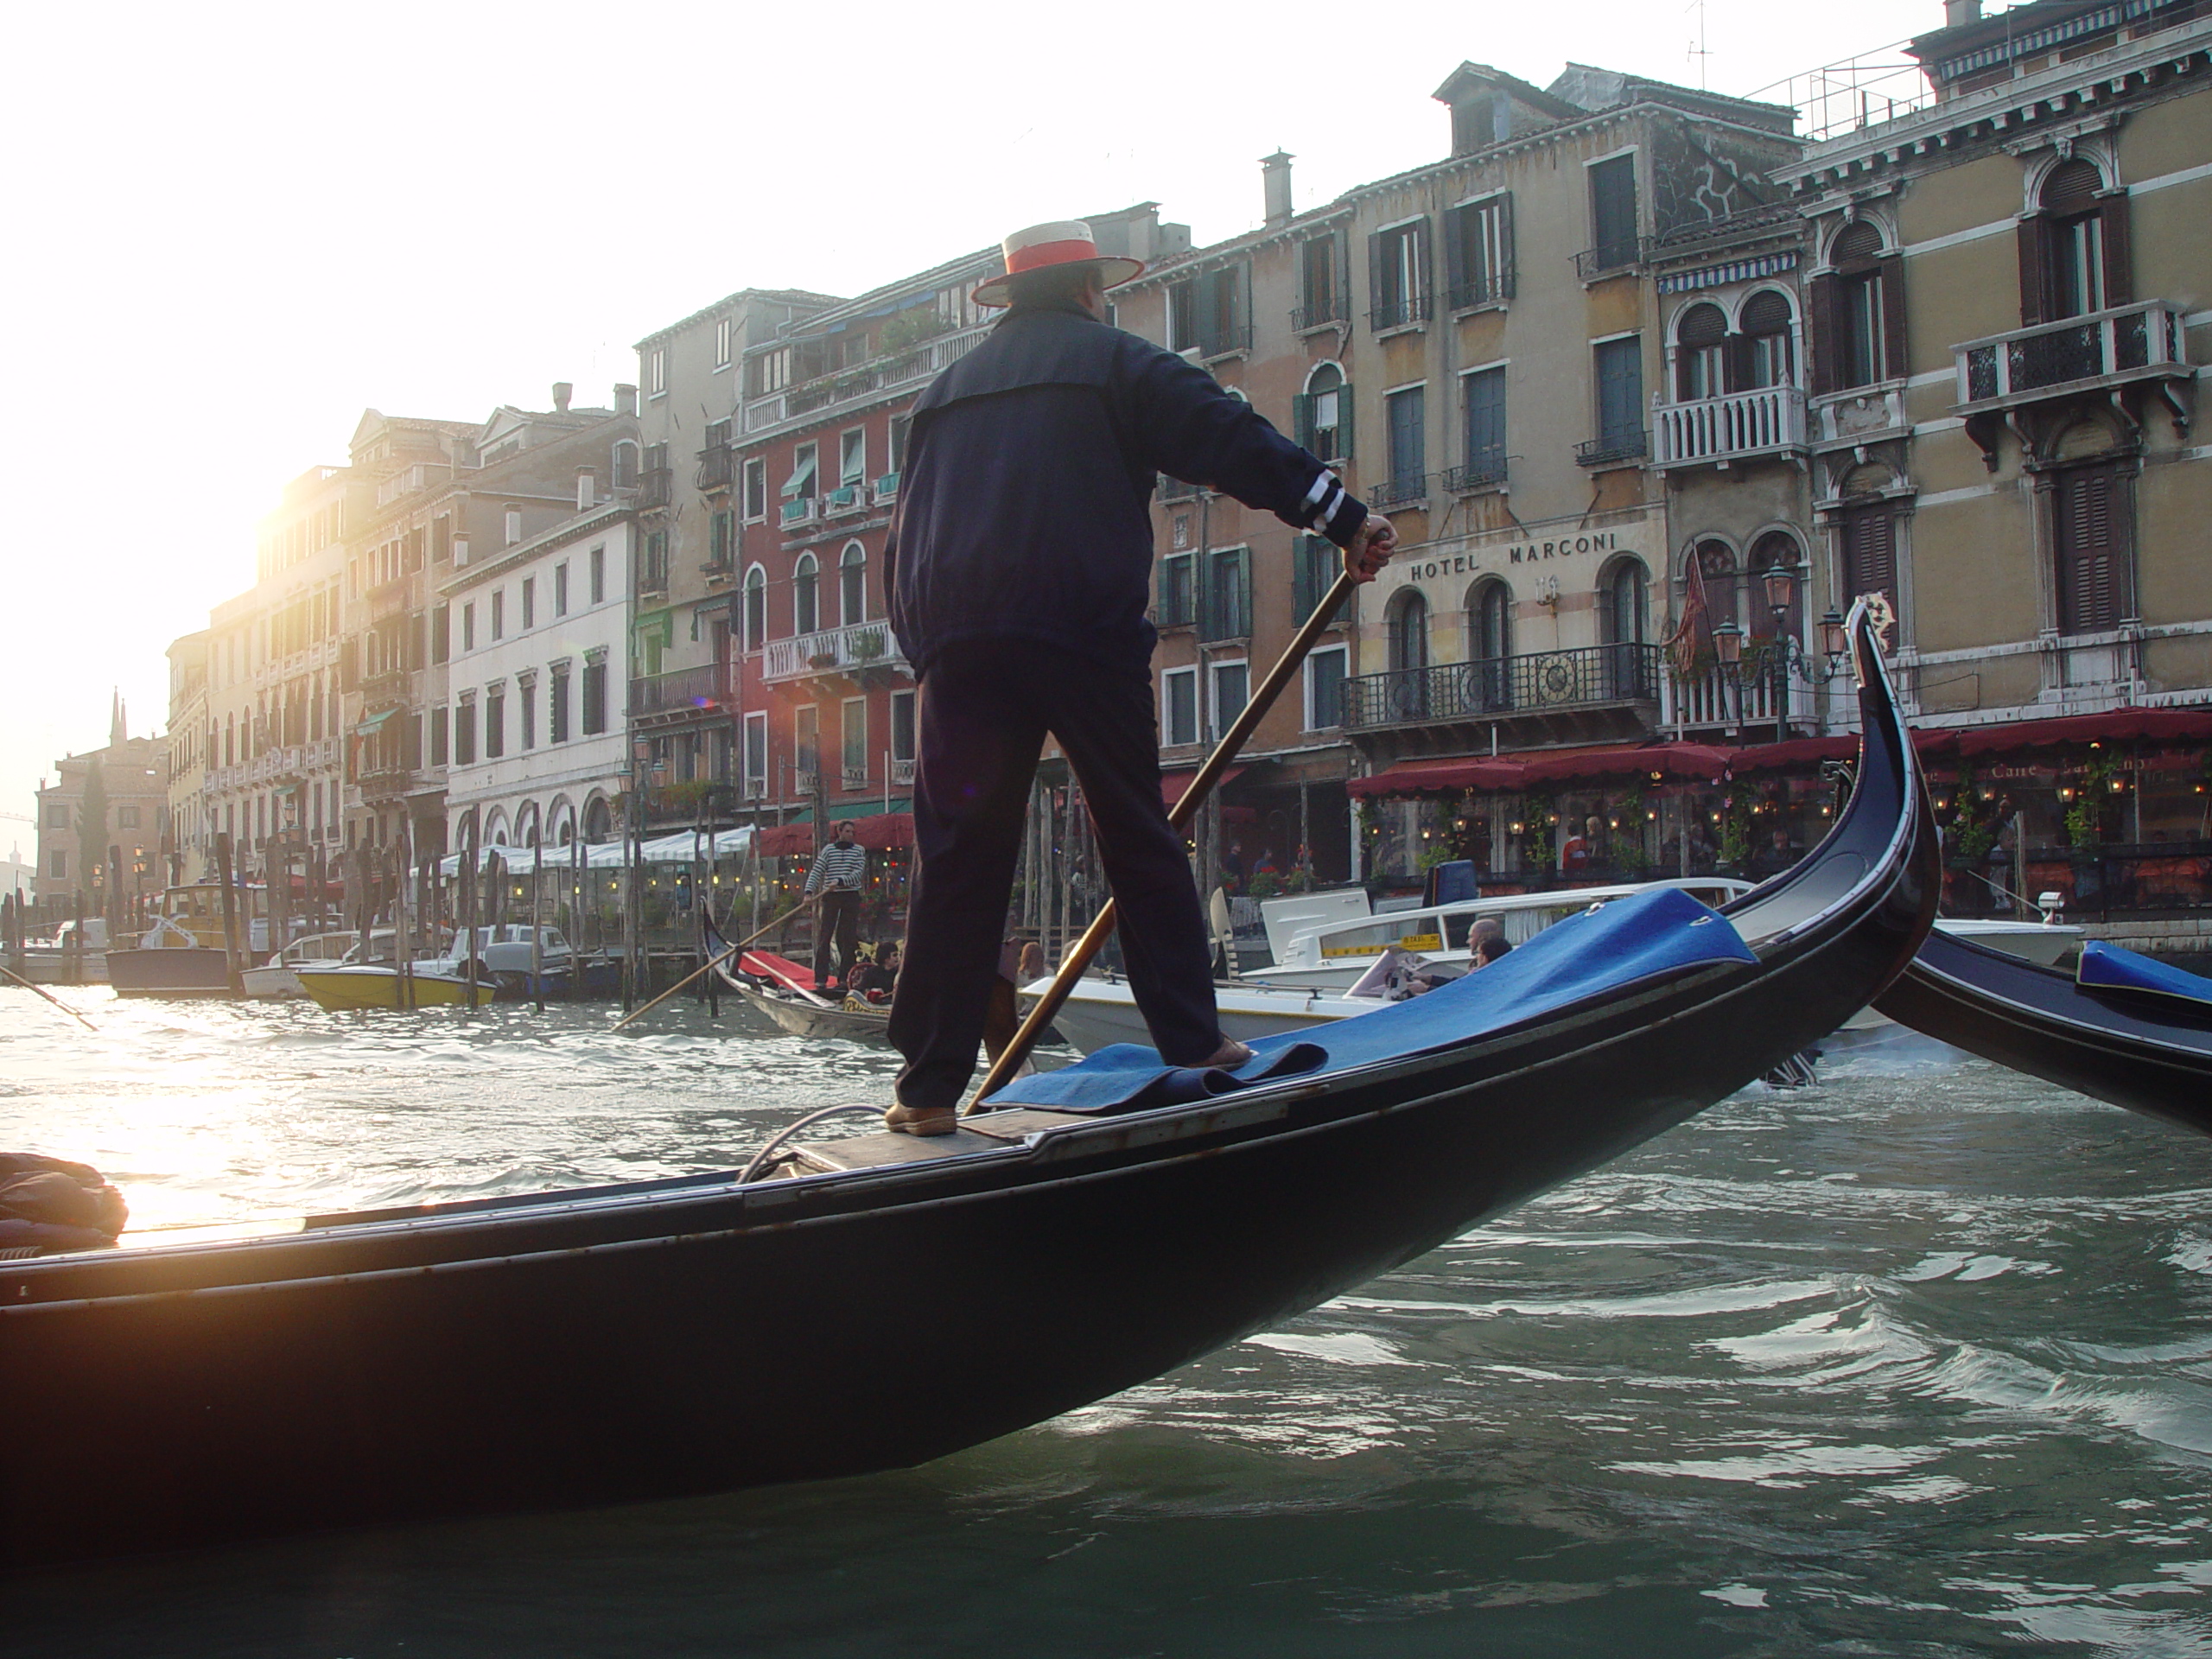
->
xmin=614 ymin=383 xmax=638 ymax=416
xmin=1944 ymin=0 xmax=1981 ymax=22
xmin=576 ymin=468 xmax=596 ymax=512
xmin=551 ymin=382 xmax=573 ymax=413
xmin=1261 ymin=151 xmax=1294 ymax=229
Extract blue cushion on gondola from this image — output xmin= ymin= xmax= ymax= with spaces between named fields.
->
xmin=985 ymin=887 xmax=1758 ymax=1113
xmin=2076 ymin=939 xmax=2212 ymax=1007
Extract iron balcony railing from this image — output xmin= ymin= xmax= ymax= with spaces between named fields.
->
xmin=1651 ymin=385 xmax=1808 ymax=469
xmin=1577 ymin=431 xmax=1648 ymax=467
xmin=1157 ymin=474 xmax=1202 ymax=502
xmin=1575 ymin=239 xmax=1650 ymax=281
xmin=1445 ymin=272 xmax=1514 ymax=311
xmin=1198 ymin=323 xmax=1253 ymax=359
xmin=628 ymin=662 xmax=733 ymax=718
xmin=696 ymin=448 xmax=733 ymax=492
xmin=760 ymin=619 xmax=906 ymax=683
xmin=1955 ymin=299 xmax=2190 ymax=411
xmin=1291 ymin=295 xmax=1349 ymax=331
xmin=1441 ymin=461 xmax=1507 ymax=494
xmin=1341 ymin=644 xmax=1660 ymax=728
xmin=638 ymin=467 xmax=673 ymax=509
xmin=743 ymin=322 xmax=992 ymax=435
xmin=1369 ymin=293 xmax=1432 ymax=332
xmin=1368 ymin=472 xmax=1432 ymax=509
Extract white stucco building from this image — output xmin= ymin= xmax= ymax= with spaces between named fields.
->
xmin=441 ymin=492 xmax=634 ymax=853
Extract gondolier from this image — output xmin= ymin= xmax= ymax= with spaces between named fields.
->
xmin=882 ymin=217 xmax=1396 ymax=1135
xmin=803 ymin=822 xmax=867 ymax=993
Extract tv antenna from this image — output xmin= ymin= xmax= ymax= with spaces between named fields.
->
xmin=1687 ymin=0 xmax=1713 ymax=89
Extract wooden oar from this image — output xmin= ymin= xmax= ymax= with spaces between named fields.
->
xmin=966 ymin=565 xmax=1363 ymax=1111
xmin=0 ymin=963 xmax=99 ymax=1033
xmin=610 ymin=900 xmax=810 ymax=1032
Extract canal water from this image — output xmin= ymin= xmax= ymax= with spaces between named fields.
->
xmin=3 ymin=987 xmax=2211 ymax=1657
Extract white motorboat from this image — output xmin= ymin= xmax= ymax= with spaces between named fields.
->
xmin=239 ymin=932 xmax=367 ymax=1000
xmin=1247 ymin=878 xmax=1756 ymax=992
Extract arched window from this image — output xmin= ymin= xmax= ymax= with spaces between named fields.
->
xmin=793 ymin=553 xmax=819 ymax=636
xmin=1739 ymin=290 xmax=1796 ymax=390
xmin=1747 ymin=532 xmax=1804 ymax=643
xmin=2037 ymin=158 xmax=2112 ymax=321
xmin=742 ymin=564 xmax=766 ymax=650
xmin=1468 ymin=578 xmax=1512 ymax=711
xmin=1827 ymin=221 xmax=1894 ymax=391
xmin=1388 ymin=588 xmax=1428 ymax=674
xmin=612 ymin=442 xmax=639 ymax=490
xmin=1675 ymin=302 xmax=1727 ymax=401
xmin=1601 ymin=558 xmax=1648 ymax=645
xmin=1296 ymin=361 xmax=1349 ymax=463
xmin=484 ymin=809 xmax=510 ymax=848
xmin=1691 ymin=541 xmax=1738 ymax=651
xmin=839 ymin=542 xmax=867 ymax=627
xmin=582 ymin=796 xmax=613 ymax=844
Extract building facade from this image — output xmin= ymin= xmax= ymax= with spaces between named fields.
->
xmin=34 ymin=698 xmax=167 ymax=924
xmin=162 ymin=630 xmax=210 ymax=884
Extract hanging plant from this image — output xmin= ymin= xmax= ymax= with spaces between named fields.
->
xmin=2063 ymin=752 xmax=2116 ymax=851
xmin=1719 ymin=795 xmax=1755 ymax=868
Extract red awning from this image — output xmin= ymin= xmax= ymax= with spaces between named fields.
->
xmin=1953 ymin=708 xmax=2212 ymax=757
xmin=758 ymin=823 xmax=815 ymax=857
xmin=1521 ymin=744 xmax=1738 ymax=785
xmin=1161 ymin=765 xmax=1246 ymax=810
xmin=1347 ymin=757 xmax=1531 ymax=798
xmin=848 ymin=812 xmax=914 ymax=850
xmin=1725 ymin=734 xmax=1861 ymax=773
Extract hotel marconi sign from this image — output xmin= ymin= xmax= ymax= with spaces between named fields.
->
xmin=1375 ymin=512 xmax=1662 ymax=601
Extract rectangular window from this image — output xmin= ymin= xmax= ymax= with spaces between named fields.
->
xmin=1589 ymin=155 xmax=1639 ymax=270
xmin=1294 ymin=536 xmax=1339 ymax=625
xmin=786 ymin=442 xmax=818 ymax=502
xmin=1198 ymin=264 xmax=1249 ymax=357
xmin=48 ymin=850 xmax=66 ymax=880
xmin=1592 ymin=338 xmax=1644 ymax=460
xmin=582 ymin=662 xmax=607 ymax=734
xmin=1200 ymin=546 xmax=1250 ymax=642
xmin=519 ymin=680 xmax=536 ymax=750
xmin=890 ymin=690 xmax=916 ymax=763
xmin=1166 ymin=280 xmax=1198 ymax=353
xmin=841 ymin=698 xmax=868 ymax=785
xmin=794 ymin=706 xmax=819 ymax=781
xmin=2055 ymin=461 xmax=2132 ymax=634
xmin=521 ymin=577 xmax=535 ymax=631
xmin=550 ymin=669 xmax=570 ymax=743
xmin=1157 ymin=551 xmax=1196 ymax=627
xmin=555 ymin=563 xmax=569 ymax=617
xmin=714 ymin=317 xmax=733 ymax=368
xmin=454 ymin=700 xmax=477 ymax=766
xmin=118 ymin=804 xmax=139 ymax=829
xmin=1445 ymin=194 xmax=1514 ymax=309
xmin=1463 ymin=365 xmax=1506 ymax=484
xmin=1841 ymin=270 xmax=1885 ymax=390
xmin=709 ymin=510 xmax=735 ymax=569
xmin=1297 ymin=234 xmax=1340 ymax=328
xmin=589 ymin=547 xmax=606 ymax=605
xmin=1369 ymin=219 xmax=1431 ymax=330
xmin=461 ymin=602 xmax=475 ymax=652
xmin=1306 ymin=645 xmax=1349 ymax=730
xmin=1841 ymin=500 xmax=1900 ymax=620
xmin=430 ymin=603 xmax=450 ymax=665
xmin=1294 ymin=377 xmax=1351 ymax=464
xmin=743 ymin=711 xmax=768 ymax=798
xmin=840 ymin=428 xmax=866 ymax=487
xmin=491 ymin=590 xmax=505 ymax=640
xmin=484 ymin=690 xmax=505 ymax=759
xmin=1162 ymin=666 xmax=1199 ymax=747
xmin=430 ymin=705 xmax=448 ymax=767
xmin=742 ymin=457 xmax=767 ymax=521
xmin=648 ymin=346 xmax=666 ymax=395
xmin=1386 ymin=385 xmax=1427 ymax=491
xmin=1210 ymin=659 xmax=1249 ymax=735
xmin=888 ymin=414 xmax=912 ymax=474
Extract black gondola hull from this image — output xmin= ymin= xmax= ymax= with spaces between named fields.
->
xmin=1877 ymin=927 xmax=2212 ymax=1138
xmin=0 ymin=613 xmax=1936 ymax=1564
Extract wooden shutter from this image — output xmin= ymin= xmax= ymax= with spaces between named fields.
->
xmin=1808 ymin=273 xmax=1838 ymax=397
xmin=1591 ymin=156 xmax=1637 ymax=265
xmin=1410 ymin=219 xmax=1433 ymax=315
xmin=1496 ymin=194 xmax=1516 ymax=300
xmin=1292 ymin=393 xmax=1315 ymax=453
xmin=1878 ymin=257 xmax=1908 ymax=381
xmin=1337 ymin=383 xmax=1353 ymax=460
xmin=2016 ymin=217 xmax=2049 ymax=328
xmin=1367 ymin=232 xmax=1388 ymax=321
xmin=2055 ymin=462 xmax=2129 ymax=633
xmin=1443 ymin=204 xmax=1467 ymax=302
xmin=1596 ymin=338 xmax=1643 ymax=448
xmin=1842 ymin=502 xmax=1898 ymax=614
xmin=2100 ymin=193 xmax=2133 ymax=308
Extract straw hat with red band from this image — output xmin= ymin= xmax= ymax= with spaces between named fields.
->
xmin=970 ymin=220 xmax=1146 ymax=309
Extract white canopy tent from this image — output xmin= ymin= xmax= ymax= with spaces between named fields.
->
xmin=437 ymin=826 xmax=755 ymax=877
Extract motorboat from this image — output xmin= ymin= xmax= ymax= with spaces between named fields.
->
xmin=295 ymin=963 xmax=493 ymax=1012
xmin=1875 ymin=927 xmax=2212 ymax=1139
xmin=9 ymin=919 xmax=109 ymax=986
xmin=240 ymin=931 xmax=364 ymax=1000
xmin=1246 ymin=877 xmax=1756 ymax=991
xmin=104 ymin=886 xmax=267 ymax=998
xmin=0 ymin=605 xmax=1935 ymax=1564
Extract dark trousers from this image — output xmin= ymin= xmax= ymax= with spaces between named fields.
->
xmin=890 ymin=640 xmax=1218 ymax=1113
xmin=813 ymin=890 xmax=860 ymax=988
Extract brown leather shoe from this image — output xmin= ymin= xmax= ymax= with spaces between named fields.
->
xmin=1201 ymin=1038 xmax=1254 ymax=1070
xmin=884 ymin=1103 xmax=960 ymax=1136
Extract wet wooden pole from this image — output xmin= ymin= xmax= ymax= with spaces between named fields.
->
xmin=213 ymin=832 xmax=244 ymax=994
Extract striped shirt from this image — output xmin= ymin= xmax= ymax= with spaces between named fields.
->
xmin=804 ymin=841 xmax=868 ymax=893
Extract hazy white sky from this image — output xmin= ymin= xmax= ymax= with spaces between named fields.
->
xmin=0 ymin=0 xmax=1977 ymax=843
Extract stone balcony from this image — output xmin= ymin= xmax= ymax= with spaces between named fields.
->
xmin=1651 ymin=385 xmax=1808 ymax=471
xmin=760 ymin=620 xmax=908 ymax=684
xmin=1955 ymin=299 xmax=2192 ymax=416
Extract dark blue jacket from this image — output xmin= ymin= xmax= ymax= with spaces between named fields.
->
xmin=888 ymin=302 xmax=1367 ymax=674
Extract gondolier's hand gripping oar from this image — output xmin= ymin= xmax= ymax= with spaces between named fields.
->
xmin=966 ymin=516 xmax=1398 ymax=1110
xmin=610 ymin=899 xmax=810 ymax=1032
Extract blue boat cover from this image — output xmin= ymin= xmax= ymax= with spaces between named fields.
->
xmin=986 ymin=887 xmax=1758 ymax=1114
xmin=2077 ymin=938 xmax=2212 ymax=1007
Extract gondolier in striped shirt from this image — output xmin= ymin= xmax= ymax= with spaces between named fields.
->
xmin=881 ymin=218 xmax=1395 ymax=1135
xmin=803 ymin=821 xmax=868 ymax=993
